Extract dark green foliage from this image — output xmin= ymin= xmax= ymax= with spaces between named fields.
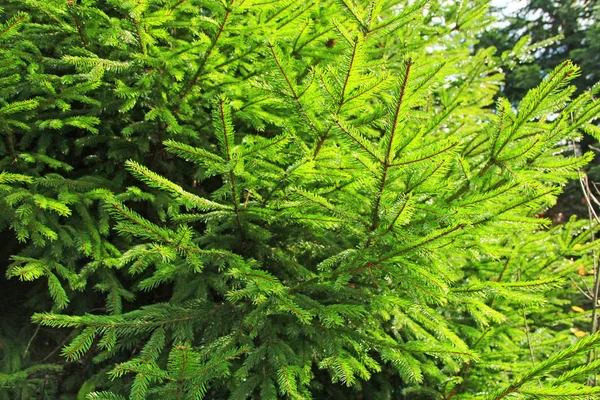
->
xmin=1 ymin=0 xmax=600 ymax=399
xmin=482 ymin=0 xmax=600 ymax=102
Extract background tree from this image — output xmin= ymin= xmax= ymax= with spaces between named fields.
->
xmin=482 ymin=0 xmax=600 ymax=102
xmin=481 ymin=0 xmax=600 ymax=219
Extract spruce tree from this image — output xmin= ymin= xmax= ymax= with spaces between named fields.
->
xmin=2 ymin=0 xmax=600 ymax=399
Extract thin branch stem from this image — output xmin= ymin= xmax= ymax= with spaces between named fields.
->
xmin=573 ymin=141 xmax=600 ymax=385
xmin=570 ymin=277 xmax=593 ymax=300
xmin=181 ymin=7 xmax=232 ymax=100
xmin=371 ymin=60 xmax=412 ymax=230
xmin=23 ymin=325 xmax=41 ymax=358
xmin=218 ymin=99 xmax=244 ymax=238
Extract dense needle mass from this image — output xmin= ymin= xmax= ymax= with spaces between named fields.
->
xmin=1 ymin=1 xmax=600 ymax=398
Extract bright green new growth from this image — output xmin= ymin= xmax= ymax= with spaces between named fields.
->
xmin=2 ymin=0 xmax=600 ymax=398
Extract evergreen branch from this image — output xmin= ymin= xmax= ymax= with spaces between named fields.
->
xmin=169 ymin=0 xmax=188 ymax=10
xmin=163 ymin=140 xmax=225 ymax=164
xmin=275 ymin=296 xmax=314 ymax=323
xmin=217 ymin=99 xmax=245 ymax=237
xmin=463 ymin=136 xmax=488 ymax=158
xmin=112 ymin=365 xmax=173 ymax=381
xmin=365 ymin=0 xmax=378 ymax=31
xmin=268 ymin=43 xmax=299 ymax=99
xmin=448 ymin=158 xmax=495 ymax=203
xmin=404 ymin=346 xmax=475 ymax=359
xmin=553 ymin=359 xmax=600 ymax=386
xmin=452 ymin=278 xmax=560 ymax=294
xmin=320 ymin=75 xmax=337 ymax=102
xmin=218 ymin=99 xmax=234 ymax=159
xmin=332 ymin=119 xmax=383 ymax=162
xmin=107 ymin=200 xmax=205 ymax=257
xmin=181 ymin=7 xmax=231 ymax=99
xmin=292 ymin=19 xmax=311 ymax=52
xmin=487 ymin=333 xmax=600 ymax=400
xmin=289 ymin=216 xmax=343 ymax=223
xmin=457 ymin=183 xmax=519 ymax=208
xmin=416 ymin=102 xmax=461 ymax=144
xmin=86 ymin=392 xmax=127 ymax=400
xmin=479 ymin=188 xmax=557 ymax=223
xmin=261 ymin=159 xmax=309 ymax=205
xmin=495 ymin=137 xmax=541 ymax=163
xmin=383 ymin=195 xmax=410 ymax=234
xmin=211 ymin=44 xmax=258 ymax=71
xmin=62 ymin=327 xmax=97 ymax=361
xmin=376 ymin=224 xmax=464 ymax=264
xmin=268 ymin=42 xmax=320 ymax=138
xmin=343 ymin=329 xmax=476 ymax=360
xmin=368 ymin=0 xmax=426 ymax=35
xmin=518 ymin=384 xmax=600 ymax=397
xmin=61 ymin=56 xmax=131 ymax=72
xmin=315 ymin=35 xmax=366 ymax=158
xmin=68 ymin=6 xmax=87 ymax=48
xmin=265 ymin=0 xmax=295 ymax=23
xmin=277 ymin=2 xmax=314 ymax=30
xmin=133 ymin=18 xmax=146 ymax=56
xmin=402 ymin=275 xmax=444 ymax=303
xmin=313 ymin=126 xmax=333 ymax=160
xmin=33 ymin=311 xmax=204 ymax=331
xmin=289 ymin=187 xmax=363 ymax=224
xmin=406 ymin=158 xmax=447 ymax=194
xmin=0 ymin=172 xmax=33 ymax=185
xmin=494 ymin=62 xmax=576 ymax=158
xmin=336 ymin=0 xmax=366 ymax=30
xmin=0 ymin=99 xmax=38 ymax=116
xmin=390 ymin=349 xmax=423 ymax=384
xmin=125 ymin=160 xmax=228 ymax=211
xmin=390 ymin=142 xmax=458 ymax=167
xmin=188 ymin=350 xmax=244 ymax=394
xmin=385 ymin=59 xmax=412 ymax=161
xmin=294 ymin=24 xmax=338 ymax=53
xmin=340 ymin=38 xmax=360 ymax=104
xmin=240 ymin=134 xmax=289 ymax=158
xmin=0 ymin=12 xmax=27 ymax=38
xmin=343 ymin=74 xmax=389 ymax=104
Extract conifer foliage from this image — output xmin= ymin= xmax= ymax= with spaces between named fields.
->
xmin=2 ymin=0 xmax=600 ymax=398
